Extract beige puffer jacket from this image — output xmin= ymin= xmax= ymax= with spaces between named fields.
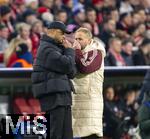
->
xmin=72 ymin=38 xmax=106 ymax=137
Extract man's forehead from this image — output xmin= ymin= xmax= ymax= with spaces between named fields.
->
xmin=75 ymin=31 xmax=86 ymax=37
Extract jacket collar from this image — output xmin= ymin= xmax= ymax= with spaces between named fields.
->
xmin=41 ymin=34 xmax=63 ymax=47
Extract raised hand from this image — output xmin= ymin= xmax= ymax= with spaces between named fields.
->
xmin=62 ymin=38 xmax=72 ymax=48
xmin=73 ymin=40 xmax=81 ymax=50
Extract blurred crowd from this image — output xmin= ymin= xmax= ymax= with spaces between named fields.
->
xmin=103 ymin=68 xmax=150 ymax=139
xmin=103 ymin=85 xmax=141 ymax=138
xmin=0 ymin=0 xmax=150 ymax=68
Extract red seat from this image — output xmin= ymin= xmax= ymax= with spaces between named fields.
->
xmin=28 ymin=98 xmax=44 ymax=115
xmin=13 ymin=97 xmax=33 ymax=114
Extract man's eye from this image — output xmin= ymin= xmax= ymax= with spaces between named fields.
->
xmin=76 ymin=38 xmax=82 ymax=40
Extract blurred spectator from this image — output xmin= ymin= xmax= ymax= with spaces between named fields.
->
xmin=41 ymin=11 xmax=54 ymax=23
xmin=117 ymin=12 xmax=133 ymax=34
xmin=104 ymin=0 xmax=116 ymax=8
xmin=129 ymin=0 xmax=141 ymax=9
xmin=0 ymin=24 xmax=9 ymax=67
xmin=132 ymin=11 xmax=141 ymax=27
xmin=109 ymin=7 xmax=119 ymax=23
xmin=145 ymin=30 xmax=150 ymax=39
xmin=39 ymin=0 xmax=53 ymax=9
xmin=121 ymin=38 xmax=134 ymax=66
xmin=55 ymin=9 xmax=68 ymax=24
xmin=15 ymin=22 xmax=32 ymax=52
xmin=142 ymin=0 xmax=150 ymax=8
xmin=73 ymin=0 xmax=84 ymax=13
xmin=100 ymin=18 xmax=116 ymax=51
xmin=91 ymin=0 xmax=104 ymax=24
xmin=30 ymin=20 xmax=43 ymax=58
xmin=0 ymin=5 xmax=15 ymax=33
xmin=25 ymin=0 xmax=39 ymax=11
xmin=11 ymin=0 xmax=27 ymax=22
xmin=52 ymin=0 xmax=63 ymax=15
xmin=0 ymin=24 xmax=9 ymax=50
xmin=116 ymin=89 xmax=137 ymax=138
xmin=105 ymin=37 xmax=126 ymax=66
xmin=132 ymin=23 xmax=146 ymax=47
xmin=4 ymin=38 xmax=27 ymax=67
xmin=81 ymin=22 xmax=92 ymax=32
xmin=122 ymin=89 xmax=137 ymax=119
xmin=71 ymin=5 xmax=85 ymax=28
xmin=11 ymin=43 xmax=33 ymax=68
xmin=77 ymin=0 xmax=90 ymax=9
xmin=119 ymin=0 xmax=133 ymax=14
xmin=0 ymin=23 xmax=9 ymax=47
xmin=23 ymin=9 xmax=37 ymax=25
xmin=86 ymin=8 xmax=101 ymax=37
xmin=138 ymin=8 xmax=147 ymax=24
xmin=132 ymin=38 xmax=150 ymax=65
xmin=62 ymin=0 xmax=73 ymax=20
xmin=103 ymin=86 xmax=122 ymax=138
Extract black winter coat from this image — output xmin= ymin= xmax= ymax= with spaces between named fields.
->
xmin=138 ymin=69 xmax=150 ymax=104
xmin=132 ymin=49 xmax=147 ymax=66
xmin=138 ymin=93 xmax=150 ymax=139
xmin=104 ymin=52 xmax=117 ymax=66
xmin=31 ymin=35 xmax=76 ymax=98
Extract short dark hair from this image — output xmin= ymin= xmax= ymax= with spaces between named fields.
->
xmin=0 ymin=5 xmax=11 ymax=16
xmin=122 ymin=38 xmax=133 ymax=46
xmin=120 ymin=12 xmax=131 ymax=21
xmin=56 ymin=9 xmax=67 ymax=15
xmin=85 ymin=7 xmax=95 ymax=14
xmin=109 ymin=37 xmax=121 ymax=46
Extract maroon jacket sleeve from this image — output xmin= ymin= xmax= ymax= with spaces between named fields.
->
xmin=75 ymin=49 xmax=102 ymax=74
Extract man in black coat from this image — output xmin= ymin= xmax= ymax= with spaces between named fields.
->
xmin=138 ymin=69 xmax=150 ymax=139
xmin=137 ymin=69 xmax=150 ymax=104
xmin=138 ymin=92 xmax=150 ymax=139
xmin=31 ymin=21 xmax=76 ymax=139
xmin=132 ymin=39 xmax=150 ymax=66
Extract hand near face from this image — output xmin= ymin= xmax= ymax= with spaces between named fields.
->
xmin=62 ymin=38 xmax=72 ymax=48
xmin=73 ymin=40 xmax=81 ymax=50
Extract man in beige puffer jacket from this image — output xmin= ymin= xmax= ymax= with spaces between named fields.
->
xmin=72 ymin=27 xmax=106 ymax=139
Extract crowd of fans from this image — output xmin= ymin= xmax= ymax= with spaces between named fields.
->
xmin=0 ymin=0 xmax=150 ymax=68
